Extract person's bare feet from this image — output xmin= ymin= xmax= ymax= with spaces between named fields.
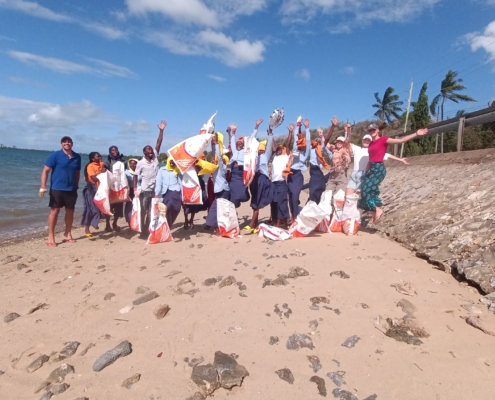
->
xmin=374 ymin=207 xmax=384 ymax=223
xmin=112 ymin=223 xmax=120 ymax=232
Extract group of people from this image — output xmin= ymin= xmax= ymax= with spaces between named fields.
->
xmin=39 ymin=117 xmax=427 ymax=246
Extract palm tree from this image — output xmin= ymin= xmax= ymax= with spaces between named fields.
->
xmin=455 ymin=110 xmax=465 ymax=117
xmin=430 ymin=70 xmax=476 ymax=121
xmin=372 ymin=87 xmax=404 ymax=123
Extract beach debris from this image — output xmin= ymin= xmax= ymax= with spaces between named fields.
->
xmin=186 ymin=392 xmax=206 ymax=400
xmin=271 ymin=275 xmax=290 ymax=286
xmin=121 ymin=373 xmax=141 ymax=389
xmin=363 ymin=395 xmax=378 ymax=400
xmin=28 ymin=303 xmax=49 ymax=315
xmin=397 ymin=298 xmax=417 ymax=314
xmin=154 ymin=304 xmax=171 ymax=319
xmin=81 ymin=282 xmax=93 ymax=292
xmin=219 ymin=276 xmax=236 ymax=288
xmin=387 ymin=316 xmax=430 ymax=338
xmin=341 ymin=335 xmax=360 ymax=348
xmin=310 ymin=375 xmax=327 ymax=397
xmin=185 ymin=288 xmax=200 ymax=297
xmin=286 ymin=333 xmax=315 ymax=350
xmin=104 ymin=293 xmax=116 ymax=301
xmin=275 ymin=368 xmax=294 ymax=384
xmin=274 ymin=304 xmax=283 ymax=318
xmin=79 ymin=343 xmax=95 ymax=357
xmin=288 ymin=267 xmax=309 ymax=278
xmin=119 ymin=306 xmax=133 ymax=314
xmin=188 ymin=357 xmax=205 ymax=367
xmin=262 ymin=279 xmax=272 ymax=288
xmin=93 ymin=341 xmax=132 ymax=372
xmin=391 ymin=281 xmax=417 ymax=296
xmin=289 ymin=249 xmax=306 ymax=257
xmin=327 ymin=372 xmax=346 ymax=387
xmin=203 ymin=278 xmax=218 ymax=286
xmin=235 ymin=259 xmax=242 ymax=265
xmin=307 ymin=355 xmax=322 ymax=372
xmin=178 ymin=277 xmax=195 ymax=286
xmin=133 ymin=291 xmax=159 ymax=305
xmin=465 ymin=316 xmax=495 ymax=336
xmin=27 ymin=355 xmax=49 ymax=373
xmin=330 ymin=270 xmax=350 ymax=279
xmin=332 ymin=388 xmax=358 ymax=400
xmin=269 ymin=336 xmax=279 ymax=345
xmin=461 ymin=304 xmax=483 ymax=314
xmin=311 ymin=297 xmax=329 ymax=305
xmin=52 ymin=341 xmax=80 ymax=361
xmin=47 ymin=363 xmax=75 ymax=384
xmin=135 ymin=286 xmax=150 ymax=294
xmin=4 ymin=312 xmax=20 ymax=323
xmin=269 ymin=107 xmax=285 ymax=130
xmin=17 ymin=263 xmax=29 ymax=270
xmin=2 ymin=255 xmax=22 ymax=264
xmin=164 ymin=269 xmax=181 ymax=278
xmin=385 ymin=324 xmax=423 ymax=346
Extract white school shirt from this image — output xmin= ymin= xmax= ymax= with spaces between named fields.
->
xmin=351 ymin=144 xmax=389 ymax=172
xmin=271 ymin=154 xmax=290 ymax=182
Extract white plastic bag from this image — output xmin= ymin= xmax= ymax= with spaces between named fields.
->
xmin=342 ymin=194 xmax=361 ymax=236
xmin=168 ymin=134 xmax=213 ymax=173
xmin=243 ymin=136 xmax=259 ymax=186
xmin=182 ymin=167 xmax=202 ymax=205
xmin=329 ymin=189 xmax=346 ymax=233
xmin=257 ymin=223 xmax=292 ymax=241
xmin=108 ymin=161 xmax=130 ymax=204
xmin=289 ymin=201 xmax=326 ymax=238
xmin=93 ymin=171 xmax=112 ymax=216
xmin=217 ymin=198 xmax=240 ymax=238
xmin=315 ymin=190 xmax=333 ymax=233
xmin=147 ymin=198 xmax=173 ymax=244
xmin=130 ymin=194 xmax=141 ymax=232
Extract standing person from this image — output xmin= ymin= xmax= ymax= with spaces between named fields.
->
xmin=270 ymin=135 xmax=291 ymax=228
xmin=359 ymin=124 xmax=428 ymax=223
xmin=103 ymin=145 xmax=125 ymax=232
xmin=81 ymin=152 xmax=105 ymax=237
xmin=326 ymin=135 xmax=352 ymax=195
xmin=183 ymin=158 xmax=210 ymax=229
xmin=39 ymin=136 xmax=82 ymax=247
xmin=124 ymin=158 xmax=140 ymax=226
xmin=244 ymin=132 xmax=275 ymax=233
xmin=227 ymin=119 xmax=264 ymax=208
xmin=285 ymin=118 xmax=311 ymax=221
xmin=307 ymin=124 xmax=335 ymax=203
xmin=133 ymin=120 xmax=166 ymax=238
xmin=155 ymin=157 xmax=182 ymax=227
xmin=345 ymin=124 xmax=409 ymax=197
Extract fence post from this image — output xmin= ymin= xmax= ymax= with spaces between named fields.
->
xmin=393 ymin=143 xmax=398 ymax=156
xmin=457 ymin=117 xmax=465 ymax=152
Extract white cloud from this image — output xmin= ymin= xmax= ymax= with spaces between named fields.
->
xmin=467 ymin=20 xmax=495 ymax=70
xmin=207 ymin=74 xmax=226 ymax=82
xmin=82 ymin=22 xmax=127 ymax=40
xmin=120 ymin=119 xmax=152 ymax=135
xmin=8 ymin=51 xmax=137 ymax=78
xmin=298 ymin=68 xmax=310 ymax=80
xmin=8 ymin=76 xmax=49 ymax=89
xmin=0 ymin=0 xmax=72 ymax=22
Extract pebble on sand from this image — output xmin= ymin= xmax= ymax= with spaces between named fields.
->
xmin=153 ymin=304 xmax=171 ymax=319
xmin=310 ymin=375 xmax=327 ymax=397
xmin=27 ymin=354 xmax=50 ymax=373
xmin=121 ymin=373 xmax=141 ymax=389
xmin=332 ymin=388 xmax=358 ymax=400
xmin=275 ymin=368 xmax=294 ymax=384
xmin=4 ymin=312 xmax=20 ymax=323
xmin=218 ymin=276 xmax=236 ymax=288
xmin=133 ymin=291 xmax=159 ymax=305
xmin=93 ymin=341 xmax=132 ymax=372
xmin=286 ymin=334 xmax=315 ymax=350
xmin=104 ymin=293 xmax=116 ymax=301
xmin=341 ymin=335 xmax=360 ymax=348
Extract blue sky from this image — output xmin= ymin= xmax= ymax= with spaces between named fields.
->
xmin=0 ymin=0 xmax=494 ymax=154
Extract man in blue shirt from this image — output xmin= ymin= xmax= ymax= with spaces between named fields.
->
xmin=39 ymin=136 xmax=82 ymax=247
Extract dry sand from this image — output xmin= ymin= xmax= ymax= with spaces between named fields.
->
xmin=1 ymin=192 xmax=495 ymax=400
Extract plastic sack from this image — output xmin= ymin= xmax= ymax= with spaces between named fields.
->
xmin=257 ymin=223 xmax=292 ymax=241
xmin=329 ymin=189 xmax=345 ymax=233
xmin=168 ymin=134 xmax=213 ymax=173
xmin=129 ymin=194 xmax=141 ymax=232
xmin=217 ymin=198 xmax=240 ymax=238
xmin=93 ymin=171 xmax=112 ymax=216
xmin=243 ymin=136 xmax=259 ymax=186
xmin=182 ymin=168 xmax=202 ymax=205
xmin=289 ymin=200 xmax=326 ymax=238
xmin=315 ymin=190 xmax=333 ymax=233
xmin=147 ymin=198 xmax=173 ymax=244
xmin=108 ymin=161 xmax=130 ymax=204
xmin=199 ymin=111 xmax=217 ymax=135
xmin=342 ymin=194 xmax=361 ymax=236
xmin=268 ymin=108 xmax=285 ymax=130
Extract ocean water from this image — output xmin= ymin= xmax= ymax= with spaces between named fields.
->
xmin=0 ymin=148 xmax=85 ymax=240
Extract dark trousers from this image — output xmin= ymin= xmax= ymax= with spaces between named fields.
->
xmin=139 ymin=191 xmax=154 ymax=235
xmin=287 ymin=169 xmax=303 ymax=219
xmin=308 ymin=167 xmax=326 ymax=204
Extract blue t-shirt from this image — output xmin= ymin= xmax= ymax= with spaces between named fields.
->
xmin=45 ymin=150 xmax=82 ymax=191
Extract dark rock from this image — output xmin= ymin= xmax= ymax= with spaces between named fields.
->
xmin=275 ymin=368 xmax=294 ymax=384
xmin=17 ymin=263 xmax=29 ymax=270
xmin=330 ymin=270 xmax=350 ymax=279
xmin=363 ymin=395 xmax=378 ymax=400
xmin=213 ymin=351 xmax=249 ymax=389
xmin=274 ymin=304 xmax=283 ymax=318
xmin=327 ymin=372 xmax=345 ymax=387
xmin=104 ymin=293 xmax=115 ymax=301
xmin=219 ymin=276 xmax=236 ymax=288
xmin=191 ymin=363 xmax=220 ymax=395
xmin=121 ymin=373 xmax=141 ymax=389
xmin=154 ymin=304 xmax=171 ymax=319
xmin=4 ymin=312 xmax=20 ymax=323
xmin=310 ymin=297 xmax=329 ymax=305
xmin=28 ymin=303 xmax=49 ymax=314
xmin=97 ymin=265 xmax=106 ymax=270
xmin=269 ymin=336 xmax=279 ymax=345
xmin=188 ymin=357 xmax=204 ymax=367
xmin=50 ymin=383 xmax=70 ymax=395
xmin=271 ymin=275 xmax=289 ymax=286
xmin=288 ymin=267 xmax=309 ymax=278
xmin=334 ymin=309 xmax=341 ymax=315
xmin=307 ymin=355 xmax=322 ymax=372
xmin=385 ymin=326 xmax=423 ymax=345
xmin=58 ymin=341 xmax=80 ymax=359
xmin=47 ymin=363 xmax=75 ymax=383
xmin=93 ymin=341 xmax=132 ymax=372
xmin=133 ymin=291 xmax=159 ymax=305
xmin=310 ymin=375 xmax=327 ymax=397
xmin=341 ymin=335 xmax=360 ymax=348
xmin=262 ymin=279 xmax=272 ymax=288
xmin=135 ymin=286 xmax=150 ymax=294
xmin=197 ymin=244 xmax=204 ymax=249
xmin=27 ymin=354 xmax=50 ymax=373
xmin=186 ymin=392 xmax=206 ymax=400
xmin=238 ymin=284 xmax=247 ymax=291
xmin=332 ymin=388 xmax=358 ymax=400
xmin=203 ymin=278 xmax=218 ymax=286
xmin=39 ymin=392 xmax=53 ymax=400
xmin=286 ymin=333 xmax=314 ymax=350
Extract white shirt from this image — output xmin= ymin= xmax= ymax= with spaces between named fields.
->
xmin=351 ymin=144 xmax=389 ymax=172
xmin=135 ymin=149 xmax=159 ymax=191
xmin=271 ymin=154 xmax=290 ymax=182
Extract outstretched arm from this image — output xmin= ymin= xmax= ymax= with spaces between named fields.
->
xmin=385 ymin=154 xmax=410 ymax=165
xmin=155 ymin=120 xmax=166 ymax=154
xmin=344 ymin=123 xmax=352 ymax=143
xmin=271 ymin=129 xmax=277 ymax=154
xmin=324 ymin=116 xmax=338 ymax=146
xmin=286 ymin=123 xmax=294 ymax=150
xmin=386 ymin=128 xmax=428 ymax=144
xmin=303 ymin=119 xmax=311 ymax=158
xmin=251 ymin=119 xmax=264 ymax=138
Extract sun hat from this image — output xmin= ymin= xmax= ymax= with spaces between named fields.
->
xmin=363 ymin=134 xmax=372 ymax=141
xmin=336 ymin=136 xmax=346 ymax=142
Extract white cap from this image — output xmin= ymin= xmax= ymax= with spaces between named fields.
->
xmin=336 ymin=136 xmax=346 ymax=142
xmin=363 ymin=134 xmax=372 ymax=141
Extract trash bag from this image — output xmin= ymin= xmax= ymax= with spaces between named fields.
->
xmin=147 ymin=198 xmax=173 ymax=244
xmin=315 ymin=190 xmax=333 ymax=233
xmin=243 ymin=136 xmax=259 ymax=186
xmin=168 ymin=134 xmax=213 ymax=174
xmin=329 ymin=189 xmax=345 ymax=233
xmin=93 ymin=171 xmax=112 ymax=216
xmin=289 ymin=201 xmax=326 ymax=238
xmin=269 ymin=108 xmax=285 ymax=130
xmin=129 ymin=194 xmax=141 ymax=232
xmin=182 ymin=168 xmax=202 ymax=205
xmin=342 ymin=194 xmax=361 ymax=236
xmin=217 ymin=198 xmax=240 ymax=238
xmin=108 ymin=161 xmax=130 ymax=204
xmin=257 ymin=223 xmax=292 ymax=241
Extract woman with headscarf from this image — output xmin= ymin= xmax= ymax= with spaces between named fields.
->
xmin=124 ymin=158 xmax=140 ymax=226
xmin=103 ymin=145 xmax=125 ymax=232
xmin=358 ymin=124 xmax=428 ymax=223
xmin=270 ymin=133 xmax=291 ymax=228
xmin=155 ymin=157 xmax=183 ymax=227
xmin=183 ymin=156 xmax=212 ymax=229
xmin=81 ymin=152 xmax=105 ymax=237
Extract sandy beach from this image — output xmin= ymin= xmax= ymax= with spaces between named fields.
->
xmin=1 ymin=192 xmax=495 ymax=400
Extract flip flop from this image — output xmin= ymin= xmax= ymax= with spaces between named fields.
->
xmin=62 ymin=238 xmax=77 ymax=243
xmin=242 ymin=226 xmax=254 ymax=235
xmin=85 ymin=233 xmax=93 ymax=237
xmin=253 ymin=228 xmax=259 ymax=234
xmin=46 ymin=242 xmax=57 ymax=247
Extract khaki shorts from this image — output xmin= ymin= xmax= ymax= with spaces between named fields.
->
xmin=326 ymin=170 xmax=347 ymax=194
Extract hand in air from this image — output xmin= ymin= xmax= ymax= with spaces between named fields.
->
xmin=416 ymin=128 xmax=428 ymax=136
xmin=287 ymin=123 xmax=294 ymax=133
xmin=332 ymin=115 xmax=338 ymax=126
xmin=255 ymin=119 xmax=264 ymax=129
xmin=344 ymin=123 xmax=351 ymax=133
xmin=157 ymin=120 xmax=167 ymax=130
xmin=303 ymin=119 xmax=310 ymax=129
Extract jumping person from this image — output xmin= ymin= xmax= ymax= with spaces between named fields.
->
xmin=81 ymin=152 xmax=105 ymax=237
xmin=285 ymin=118 xmax=311 ymax=221
xmin=133 ymin=120 xmax=166 ymax=238
xmin=103 ymin=145 xmax=125 ymax=232
xmin=155 ymin=157 xmax=182 ymax=227
xmin=307 ymin=127 xmax=333 ymax=204
xmin=359 ymin=124 xmax=428 ymax=223
xmin=270 ymin=135 xmax=291 ymax=228
xmin=39 ymin=136 xmax=82 ymax=247
xmin=124 ymin=158 xmax=140 ymax=226
xmin=326 ymin=135 xmax=351 ymax=195
xmin=183 ymin=157 xmax=211 ymax=229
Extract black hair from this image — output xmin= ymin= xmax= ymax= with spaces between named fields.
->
xmin=61 ymin=136 xmax=73 ymax=143
xmin=143 ymin=145 xmax=153 ymax=153
xmin=84 ymin=152 xmax=100 ymax=183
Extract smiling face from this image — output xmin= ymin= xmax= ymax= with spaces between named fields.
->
xmin=368 ymin=128 xmax=379 ymax=139
xmin=110 ymin=147 xmax=119 ymax=157
xmin=61 ymin=139 xmax=73 ymax=151
xmin=336 ymin=140 xmax=344 ymax=150
xmin=362 ymin=138 xmax=371 ymax=148
xmin=236 ymin=140 xmax=244 ymax=151
xmin=129 ymin=160 xmax=137 ymax=170
xmin=92 ymin=153 xmax=102 ymax=163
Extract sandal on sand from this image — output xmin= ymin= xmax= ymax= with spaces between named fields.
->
xmin=62 ymin=238 xmax=77 ymax=243
xmin=242 ymin=226 xmax=254 ymax=235
xmin=46 ymin=242 xmax=57 ymax=247
xmin=85 ymin=233 xmax=93 ymax=237
xmin=253 ymin=228 xmax=259 ymax=234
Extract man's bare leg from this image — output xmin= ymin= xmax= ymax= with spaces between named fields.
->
xmin=64 ymin=208 xmax=75 ymax=241
xmin=47 ymin=208 xmax=60 ymax=245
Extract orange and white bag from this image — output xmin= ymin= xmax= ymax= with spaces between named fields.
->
xmin=168 ymin=134 xmax=213 ymax=174
xmin=129 ymin=193 xmax=141 ymax=232
xmin=243 ymin=136 xmax=259 ymax=186
xmin=108 ymin=161 xmax=130 ymax=204
xmin=182 ymin=168 xmax=202 ymax=205
xmin=93 ymin=171 xmax=112 ymax=216
xmin=217 ymin=198 xmax=240 ymax=238
xmin=289 ymin=200 xmax=326 ymax=238
xmin=342 ymin=194 xmax=361 ymax=236
xmin=257 ymin=223 xmax=292 ymax=241
xmin=147 ymin=198 xmax=173 ymax=244
xmin=315 ymin=190 xmax=333 ymax=233
xmin=329 ymin=189 xmax=345 ymax=232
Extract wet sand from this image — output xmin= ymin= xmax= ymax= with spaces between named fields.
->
xmin=1 ymin=193 xmax=494 ymax=400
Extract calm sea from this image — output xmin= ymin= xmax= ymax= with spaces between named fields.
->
xmin=0 ymin=148 xmax=85 ymax=241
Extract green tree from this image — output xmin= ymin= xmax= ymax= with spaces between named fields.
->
xmin=430 ymin=70 xmax=476 ymax=121
xmin=372 ymin=87 xmax=404 ymax=123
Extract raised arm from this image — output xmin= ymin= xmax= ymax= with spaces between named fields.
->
xmin=265 ymin=133 xmax=274 ymax=160
xmin=251 ymin=119 xmax=264 ymax=138
xmin=324 ymin=116 xmax=338 ymax=146
xmin=344 ymin=123 xmax=352 ymax=143
xmin=286 ymin=123 xmax=294 ymax=150
xmin=271 ymin=129 xmax=277 ymax=154
xmin=303 ymin=119 xmax=311 ymax=158
xmin=386 ymin=128 xmax=428 ymax=145
xmin=155 ymin=120 xmax=166 ymax=154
